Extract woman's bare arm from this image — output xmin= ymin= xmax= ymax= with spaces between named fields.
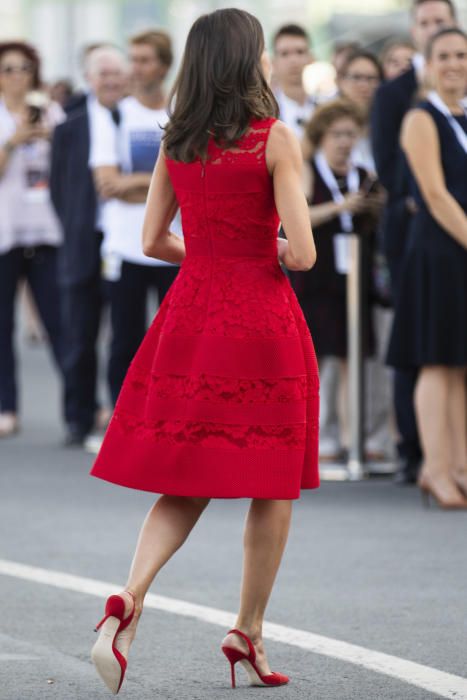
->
xmin=93 ymin=165 xmax=151 ymax=203
xmin=266 ymin=122 xmax=316 ymax=271
xmin=141 ymin=150 xmax=185 ymax=264
xmin=401 ymin=109 xmax=467 ymax=250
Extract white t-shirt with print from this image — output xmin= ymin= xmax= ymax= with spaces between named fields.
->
xmin=89 ymin=95 xmax=181 ymax=267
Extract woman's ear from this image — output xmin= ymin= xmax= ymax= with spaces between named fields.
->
xmin=260 ymin=50 xmax=272 ymax=85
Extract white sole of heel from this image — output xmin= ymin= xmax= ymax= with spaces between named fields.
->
xmin=91 ymin=617 xmax=123 ymax=694
xmin=239 ymin=659 xmax=268 ymax=687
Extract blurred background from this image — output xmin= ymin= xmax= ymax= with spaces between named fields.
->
xmin=2 ymin=0 xmax=467 ymax=85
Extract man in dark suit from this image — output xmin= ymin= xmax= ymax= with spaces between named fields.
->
xmin=50 ymin=46 xmax=128 ymax=446
xmin=371 ymin=0 xmax=457 ymax=483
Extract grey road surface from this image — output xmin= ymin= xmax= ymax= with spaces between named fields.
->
xmin=0 ymin=332 xmax=466 ymax=700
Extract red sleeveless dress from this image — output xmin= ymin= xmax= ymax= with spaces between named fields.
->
xmin=91 ymin=118 xmax=320 ymax=499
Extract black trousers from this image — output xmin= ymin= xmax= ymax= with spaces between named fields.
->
xmin=0 ymin=245 xmax=63 ymax=413
xmin=61 ymin=271 xmax=105 ymax=434
xmin=388 ymin=257 xmax=422 ymax=465
xmin=107 ymin=262 xmax=178 ymax=405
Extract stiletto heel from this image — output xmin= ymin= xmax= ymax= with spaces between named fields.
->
xmin=452 ymin=469 xmax=467 ymax=498
xmin=417 ymin=470 xmax=467 ymax=510
xmin=223 ymin=646 xmax=246 ymax=688
xmin=221 ymin=628 xmax=289 ymax=688
xmin=91 ymin=591 xmax=136 ymax=694
xmin=420 ymin=487 xmax=431 ymax=509
xmin=230 ymin=661 xmax=236 ymax=689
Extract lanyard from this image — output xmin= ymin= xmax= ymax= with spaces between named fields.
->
xmin=427 ymin=91 xmax=467 ymax=153
xmin=314 ymin=150 xmax=360 ymax=232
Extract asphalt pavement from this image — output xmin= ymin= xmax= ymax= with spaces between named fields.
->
xmin=1 ymin=328 xmax=466 ymax=700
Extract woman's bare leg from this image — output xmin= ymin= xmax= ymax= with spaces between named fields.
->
xmin=415 ymin=366 xmax=450 ymax=473
xmin=448 ymin=368 xmax=467 ymax=483
xmin=115 ymin=495 xmax=210 ymax=654
xmin=222 ymin=498 xmax=293 ymax=675
xmin=415 ymin=366 xmax=466 ymax=505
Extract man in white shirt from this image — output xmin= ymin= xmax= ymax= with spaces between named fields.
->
xmin=272 ymin=24 xmax=315 ymax=140
xmin=89 ymin=30 xmax=180 ymax=405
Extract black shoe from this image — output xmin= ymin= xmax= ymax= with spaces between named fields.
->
xmin=393 ymin=459 xmax=420 ymax=485
xmin=63 ymin=425 xmax=88 ymax=448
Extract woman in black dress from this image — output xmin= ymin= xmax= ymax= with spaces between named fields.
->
xmin=387 ymin=28 xmax=467 ymax=509
xmin=292 ymin=99 xmax=383 ymax=457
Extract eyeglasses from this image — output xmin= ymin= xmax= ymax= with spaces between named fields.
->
xmin=0 ymin=63 xmax=33 ymax=75
xmin=328 ymin=129 xmax=359 ymax=139
xmin=343 ymin=73 xmax=380 ymax=84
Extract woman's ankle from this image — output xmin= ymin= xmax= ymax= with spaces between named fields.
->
xmin=121 ymin=588 xmax=143 ymax=617
xmin=232 ymin=622 xmax=263 ymax=644
xmin=420 ymin=462 xmax=452 ymax=479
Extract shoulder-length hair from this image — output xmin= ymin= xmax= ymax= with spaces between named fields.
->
xmin=341 ymin=50 xmax=384 ymax=83
xmin=164 ymin=9 xmax=278 ymax=163
xmin=304 ymin=98 xmax=365 ymax=148
xmin=0 ymin=41 xmax=41 ymax=89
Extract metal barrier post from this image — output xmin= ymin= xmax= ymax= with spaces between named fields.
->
xmin=346 ymin=234 xmax=367 ymax=480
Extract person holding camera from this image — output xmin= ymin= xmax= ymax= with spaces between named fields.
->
xmin=0 ymin=41 xmax=64 ymax=437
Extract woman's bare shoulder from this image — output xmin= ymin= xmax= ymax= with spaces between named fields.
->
xmin=402 ymin=108 xmax=437 ymax=138
xmin=266 ymin=120 xmax=302 ymax=170
xmin=269 ymin=120 xmax=299 ymax=148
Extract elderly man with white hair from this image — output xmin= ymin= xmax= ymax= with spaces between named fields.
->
xmin=50 ymin=44 xmax=129 ymax=447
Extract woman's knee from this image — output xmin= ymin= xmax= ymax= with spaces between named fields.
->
xmin=251 ymin=498 xmax=293 ymax=518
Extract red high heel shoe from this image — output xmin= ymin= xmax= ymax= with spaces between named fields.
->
xmin=221 ymin=628 xmax=289 ymax=688
xmin=91 ymin=591 xmax=135 ymax=694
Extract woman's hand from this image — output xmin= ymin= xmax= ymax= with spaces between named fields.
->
xmin=339 ymin=192 xmax=367 ymax=215
xmin=405 ymin=196 xmax=418 ymax=215
xmin=10 ymin=121 xmax=49 ymax=147
xmin=362 ymin=190 xmax=386 ymax=216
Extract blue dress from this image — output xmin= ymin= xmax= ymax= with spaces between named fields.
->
xmin=387 ymin=101 xmax=467 ymax=368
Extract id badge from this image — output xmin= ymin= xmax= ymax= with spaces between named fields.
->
xmin=102 ymin=253 xmax=122 ymax=281
xmin=23 ymin=144 xmax=49 ymax=203
xmin=333 ymin=233 xmax=351 ymax=274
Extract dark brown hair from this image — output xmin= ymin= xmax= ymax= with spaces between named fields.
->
xmin=164 ymin=9 xmax=278 ymax=163
xmin=130 ymin=29 xmax=173 ymax=69
xmin=0 ymin=41 xmax=41 ymax=89
xmin=341 ymin=50 xmax=385 ymax=82
xmin=304 ymin=98 xmax=365 ymax=148
xmin=273 ymin=24 xmax=311 ymax=50
xmin=426 ymin=26 xmax=467 ymax=57
xmin=380 ymin=38 xmax=415 ymax=63
xmin=412 ymin=0 xmax=457 ymax=19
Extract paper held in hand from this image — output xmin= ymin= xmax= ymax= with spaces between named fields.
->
xmin=333 ymin=233 xmax=351 ymax=274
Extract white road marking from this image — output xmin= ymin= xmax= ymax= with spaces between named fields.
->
xmin=0 ymin=654 xmax=40 ymax=661
xmin=0 ymin=558 xmax=465 ymax=699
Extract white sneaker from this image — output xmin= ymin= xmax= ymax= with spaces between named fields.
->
xmin=0 ymin=412 xmax=19 ymax=438
xmin=84 ymin=432 xmax=104 ymax=454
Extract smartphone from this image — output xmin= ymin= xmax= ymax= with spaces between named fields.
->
xmin=28 ymin=105 xmax=43 ymax=125
xmin=360 ymin=176 xmax=379 ymax=197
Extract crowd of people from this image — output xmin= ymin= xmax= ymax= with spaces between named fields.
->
xmin=0 ymin=0 xmax=466 ymax=508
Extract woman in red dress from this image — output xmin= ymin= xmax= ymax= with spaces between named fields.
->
xmin=90 ymin=8 xmax=319 ymax=694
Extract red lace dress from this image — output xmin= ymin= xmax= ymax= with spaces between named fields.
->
xmin=91 ymin=118 xmax=320 ymax=499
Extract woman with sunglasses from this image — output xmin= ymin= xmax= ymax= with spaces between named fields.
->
xmin=0 ymin=41 xmax=64 ymax=437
